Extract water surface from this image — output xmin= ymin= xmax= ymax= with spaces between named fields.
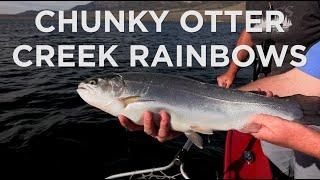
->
xmin=0 ymin=20 xmax=251 ymax=179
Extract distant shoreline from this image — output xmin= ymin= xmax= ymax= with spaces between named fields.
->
xmin=0 ymin=1 xmax=246 ymax=22
xmin=0 ymin=18 xmax=244 ymax=23
xmin=0 ymin=13 xmax=245 ymax=23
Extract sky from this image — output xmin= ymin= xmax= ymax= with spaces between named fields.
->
xmin=0 ymin=1 xmax=92 ymax=14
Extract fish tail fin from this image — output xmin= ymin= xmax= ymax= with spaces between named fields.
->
xmin=283 ymin=95 xmax=320 ymax=126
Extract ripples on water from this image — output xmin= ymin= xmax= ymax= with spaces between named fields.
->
xmin=0 ymin=20 xmax=251 ymax=179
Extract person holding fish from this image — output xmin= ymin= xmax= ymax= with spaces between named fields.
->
xmin=115 ymin=44 xmax=320 ymax=179
xmin=117 ymin=1 xmax=320 ymax=179
xmin=117 ymin=45 xmax=320 ymax=178
xmin=220 ymin=1 xmax=320 ymax=178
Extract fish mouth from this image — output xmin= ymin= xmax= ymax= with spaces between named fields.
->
xmin=77 ymin=83 xmax=88 ymax=91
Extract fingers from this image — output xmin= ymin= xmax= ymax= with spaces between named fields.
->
xmin=251 ymin=89 xmax=274 ymax=97
xmin=217 ymin=77 xmax=224 ymax=87
xmin=249 ymin=114 xmax=269 ymax=124
xmin=118 ymin=115 xmax=143 ymax=131
xmin=241 ymin=122 xmax=262 ymax=133
xmin=249 ymin=114 xmax=286 ymax=128
xmin=217 ymin=74 xmax=233 ymax=88
xmin=251 ymin=130 xmax=266 ymax=140
xmin=222 ymin=82 xmax=227 ymax=88
xmin=157 ymin=111 xmax=171 ymax=142
xmin=248 ymin=114 xmax=274 ymax=141
xmin=250 ymin=123 xmax=276 ymax=142
xmin=217 ymin=78 xmax=229 ymax=88
xmin=265 ymin=90 xmax=273 ymax=97
xmin=143 ymin=111 xmax=157 ymax=137
xmin=225 ymin=81 xmax=231 ymax=88
xmin=256 ymin=88 xmax=274 ymax=97
xmin=120 ymin=111 xmax=179 ymax=142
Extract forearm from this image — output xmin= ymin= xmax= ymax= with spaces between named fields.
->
xmin=227 ymin=31 xmax=254 ymax=75
xmin=288 ymin=123 xmax=320 ymax=159
xmin=238 ymin=68 xmax=320 ymax=97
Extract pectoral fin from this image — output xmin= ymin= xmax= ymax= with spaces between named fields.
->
xmin=120 ymin=96 xmax=141 ymax=106
xmin=190 ymin=125 xmax=214 ymax=135
xmin=184 ymin=131 xmax=203 ymax=149
xmin=120 ymin=96 xmax=155 ymax=107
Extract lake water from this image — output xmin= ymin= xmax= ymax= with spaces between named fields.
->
xmin=0 ymin=20 xmax=252 ymax=179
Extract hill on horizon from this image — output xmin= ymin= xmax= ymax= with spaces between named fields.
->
xmin=0 ymin=1 xmax=246 ymax=22
xmin=72 ymin=1 xmax=243 ymax=11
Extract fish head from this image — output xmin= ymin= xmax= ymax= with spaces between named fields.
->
xmin=77 ymin=74 xmax=126 ymax=116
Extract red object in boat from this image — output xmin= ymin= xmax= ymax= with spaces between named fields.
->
xmin=223 ymin=130 xmax=273 ymax=179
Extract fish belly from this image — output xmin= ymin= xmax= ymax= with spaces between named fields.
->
xmin=120 ymin=101 xmax=190 ymax=132
xmin=119 ymin=101 xmax=242 ymax=133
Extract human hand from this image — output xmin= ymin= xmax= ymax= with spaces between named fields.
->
xmin=247 ymin=114 xmax=320 ymax=159
xmin=249 ymin=88 xmax=275 ymax=98
xmin=246 ymin=114 xmax=303 ymax=148
xmin=217 ymin=71 xmax=236 ymax=88
xmin=118 ymin=110 xmax=181 ymax=142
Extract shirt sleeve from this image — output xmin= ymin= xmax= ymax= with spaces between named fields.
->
xmin=298 ymin=41 xmax=320 ymax=79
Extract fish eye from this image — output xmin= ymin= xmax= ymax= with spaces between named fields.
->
xmin=88 ymin=79 xmax=97 ymax=85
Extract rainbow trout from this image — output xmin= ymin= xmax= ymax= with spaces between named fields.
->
xmin=77 ymin=73 xmax=319 ymax=148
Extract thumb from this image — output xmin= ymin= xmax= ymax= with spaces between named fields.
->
xmin=248 ymin=114 xmax=282 ymax=141
xmin=217 ymin=78 xmax=224 ymax=87
xmin=225 ymin=81 xmax=232 ymax=88
xmin=249 ymin=114 xmax=270 ymax=125
xmin=250 ymin=114 xmax=286 ymax=128
xmin=242 ymin=114 xmax=269 ymax=133
xmin=221 ymin=82 xmax=227 ymax=88
xmin=241 ymin=121 xmax=262 ymax=133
